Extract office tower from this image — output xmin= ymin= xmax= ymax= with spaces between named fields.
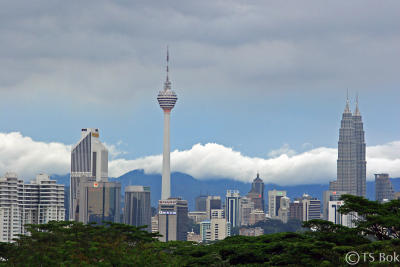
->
xmin=124 ymin=186 xmax=151 ymax=232
xmin=157 ymin=49 xmax=178 ymax=200
xmin=210 ymin=209 xmax=230 ymax=241
xmin=375 ymin=174 xmax=395 ymax=203
xmin=206 ymin=196 xmax=222 ymax=219
xmin=158 ymin=198 xmax=188 ymax=242
xmin=240 ymin=196 xmax=254 ymax=226
xmin=289 ymin=201 xmax=303 ymax=221
xmin=249 ymin=209 xmax=266 ymax=225
xmin=195 ymin=195 xmax=208 ymax=211
xmin=268 ymin=189 xmax=286 ymax=219
xmin=322 ymin=190 xmax=347 ymax=220
xmin=0 ymin=173 xmax=65 ymax=242
xmin=70 ymin=128 xmax=108 ymax=221
xmin=200 ymin=220 xmax=211 ymax=242
xmin=247 ymin=173 xmax=265 ymax=211
xmin=79 ymin=181 xmax=121 ymax=224
xmin=225 ymin=190 xmax=241 ymax=227
xmin=301 ymin=194 xmax=321 ymax=221
xmin=188 ymin=211 xmax=208 ymax=224
xmin=330 ymin=95 xmax=366 ymax=197
xmin=328 ymin=200 xmax=355 ymax=227
xmin=278 ymin=196 xmax=290 ymax=223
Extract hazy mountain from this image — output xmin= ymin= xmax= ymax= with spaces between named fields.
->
xmin=52 ymin=170 xmax=400 ymax=211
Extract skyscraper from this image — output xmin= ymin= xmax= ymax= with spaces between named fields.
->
xmin=158 ymin=198 xmax=188 ymax=242
xmin=225 ymin=190 xmax=240 ymax=228
xmin=124 ymin=186 xmax=151 ymax=232
xmin=70 ymin=128 xmax=109 ymax=221
xmin=268 ymin=189 xmax=286 ymax=219
xmin=330 ymin=95 xmax=366 ymax=197
xmin=375 ymin=174 xmax=395 ymax=203
xmin=247 ymin=173 xmax=265 ymax=211
xmin=195 ymin=195 xmax=208 ymax=211
xmin=157 ymin=49 xmax=178 ymax=200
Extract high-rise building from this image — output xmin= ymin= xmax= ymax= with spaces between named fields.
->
xmin=278 ymin=196 xmax=290 ymax=223
xmin=301 ymin=194 xmax=321 ymax=221
xmin=322 ymin=190 xmax=347 ymax=220
xmin=195 ymin=195 xmax=208 ymax=211
xmin=200 ymin=220 xmax=211 ymax=242
xmin=239 ymin=196 xmax=254 ymax=226
xmin=247 ymin=173 xmax=265 ymax=211
xmin=290 ymin=194 xmax=321 ymax=222
xmin=225 ymin=190 xmax=240 ymax=227
xmin=330 ymin=95 xmax=366 ymax=197
xmin=0 ymin=173 xmax=65 ymax=242
xmin=268 ymin=189 xmax=286 ymax=219
xmin=375 ymin=174 xmax=395 ymax=203
xmin=210 ymin=209 xmax=230 ymax=241
xmin=79 ymin=181 xmax=121 ymax=224
xmin=158 ymin=198 xmax=188 ymax=242
xmin=157 ymin=49 xmax=178 ymax=200
xmin=124 ymin=186 xmax=151 ymax=232
xmin=206 ymin=196 xmax=222 ymax=219
xmin=70 ymin=128 xmax=109 ymax=221
xmin=328 ymin=200 xmax=355 ymax=228
xmin=289 ymin=201 xmax=303 ymax=221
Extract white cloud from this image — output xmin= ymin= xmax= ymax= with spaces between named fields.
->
xmin=1 ymin=132 xmax=399 ymax=185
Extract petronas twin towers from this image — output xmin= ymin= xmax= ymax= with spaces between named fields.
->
xmin=330 ymin=95 xmax=366 ymax=197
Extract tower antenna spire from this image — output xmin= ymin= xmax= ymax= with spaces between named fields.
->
xmin=166 ymin=46 xmax=169 ymax=82
xmin=344 ymin=89 xmax=350 ymax=113
xmin=355 ymin=92 xmax=360 ymax=115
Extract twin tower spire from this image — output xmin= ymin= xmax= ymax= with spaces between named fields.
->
xmin=344 ymin=91 xmax=361 ymax=116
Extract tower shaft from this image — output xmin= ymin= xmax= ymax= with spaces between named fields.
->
xmin=162 ymin=110 xmax=171 ymax=199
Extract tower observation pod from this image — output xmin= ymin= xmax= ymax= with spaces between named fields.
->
xmin=157 ymin=48 xmax=177 ymax=200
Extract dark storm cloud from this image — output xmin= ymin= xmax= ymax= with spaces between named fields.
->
xmin=0 ymin=0 xmax=399 ymax=104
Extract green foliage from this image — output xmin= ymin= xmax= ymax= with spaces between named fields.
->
xmin=1 ymin=196 xmax=400 ymax=266
xmin=339 ymin=195 xmax=400 ymax=240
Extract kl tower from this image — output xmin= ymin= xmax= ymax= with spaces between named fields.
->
xmin=157 ymin=48 xmax=178 ymax=200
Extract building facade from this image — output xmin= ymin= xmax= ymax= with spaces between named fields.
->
xmin=124 ymin=186 xmax=151 ymax=232
xmin=328 ymin=200 xmax=355 ymax=228
xmin=79 ymin=181 xmax=121 ymax=224
xmin=0 ymin=173 xmax=65 ymax=242
xmin=268 ymin=189 xmax=287 ymax=219
xmin=206 ymin=196 xmax=222 ymax=219
xmin=375 ymin=174 xmax=395 ymax=203
xmin=195 ymin=195 xmax=208 ymax=211
xmin=278 ymin=196 xmax=290 ymax=223
xmin=322 ymin=190 xmax=347 ymax=220
xmin=210 ymin=209 xmax=230 ymax=241
xmin=158 ymin=198 xmax=188 ymax=242
xmin=225 ymin=190 xmax=240 ymax=228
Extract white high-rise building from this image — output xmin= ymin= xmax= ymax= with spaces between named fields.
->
xmin=268 ymin=189 xmax=287 ymax=219
xmin=157 ymin=49 xmax=178 ymax=200
xmin=70 ymin=128 xmax=109 ymax=221
xmin=328 ymin=201 xmax=355 ymax=228
xmin=210 ymin=209 xmax=230 ymax=241
xmin=0 ymin=173 xmax=65 ymax=242
xmin=278 ymin=196 xmax=290 ymax=223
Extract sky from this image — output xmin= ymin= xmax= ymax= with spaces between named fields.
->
xmin=0 ymin=1 xmax=399 ymax=184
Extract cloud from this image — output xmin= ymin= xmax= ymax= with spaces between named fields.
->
xmin=0 ymin=0 xmax=399 ymax=106
xmin=1 ymin=132 xmax=399 ymax=185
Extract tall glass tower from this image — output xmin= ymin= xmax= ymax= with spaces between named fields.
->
xmin=330 ymin=95 xmax=366 ymax=197
xmin=70 ymin=128 xmax=109 ymax=221
xmin=157 ymin=49 xmax=178 ymax=200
